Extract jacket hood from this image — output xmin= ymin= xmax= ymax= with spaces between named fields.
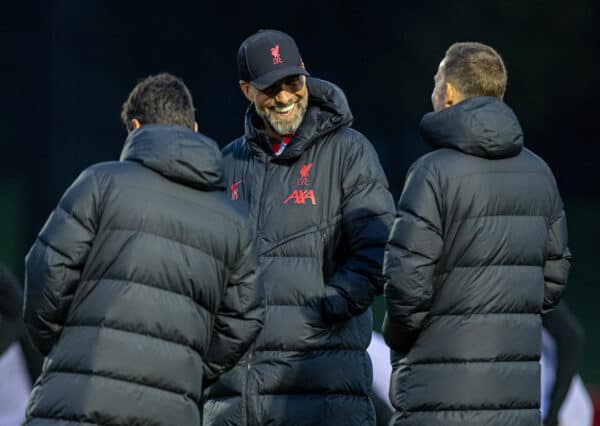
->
xmin=245 ymin=77 xmax=353 ymax=159
xmin=420 ymin=97 xmax=524 ymax=159
xmin=120 ymin=124 xmax=225 ymax=190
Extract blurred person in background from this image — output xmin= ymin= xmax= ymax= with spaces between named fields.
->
xmin=22 ymin=73 xmax=264 ymax=425
xmin=0 ymin=262 xmax=42 ymax=426
xmin=383 ymin=42 xmax=571 ymax=425
xmin=203 ymin=30 xmax=395 ymax=426
xmin=541 ymin=303 xmax=593 ymax=426
xmin=367 ymin=331 xmax=394 ymax=426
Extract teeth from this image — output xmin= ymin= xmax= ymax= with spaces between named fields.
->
xmin=273 ymin=103 xmax=295 ymax=113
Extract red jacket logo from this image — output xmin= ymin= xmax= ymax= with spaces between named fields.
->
xmin=230 ymin=179 xmax=243 ymax=201
xmin=297 ymin=163 xmax=313 ymax=186
xmin=283 ymin=189 xmax=317 ymax=205
xmin=270 ymin=45 xmax=284 ymax=64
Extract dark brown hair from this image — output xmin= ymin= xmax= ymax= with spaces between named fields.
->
xmin=121 ymin=73 xmax=195 ymax=131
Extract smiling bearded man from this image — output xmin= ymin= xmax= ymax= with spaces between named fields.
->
xmin=202 ymin=29 xmax=396 ymax=426
xmin=253 ymin=74 xmax=308 ymax=136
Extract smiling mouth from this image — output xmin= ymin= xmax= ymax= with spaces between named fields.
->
xmin=270 ymin=102 xmax=296 ymax=115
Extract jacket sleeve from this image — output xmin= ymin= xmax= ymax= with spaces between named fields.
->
xmin=24 ymin=168 xmax=100 ymax=356
xmin=542 ymin=188 xmax=571 ymax=314
xmin=322 ymin=132 xmax=395 ymax=322
xmin=382 ymin=162 xmax=443 ymax=355
xmin=202 ymin=225 xmax=264 ymax=384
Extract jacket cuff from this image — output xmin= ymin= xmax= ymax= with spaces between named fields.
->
xmin=322 ymin=285 xmax=352 ymax=322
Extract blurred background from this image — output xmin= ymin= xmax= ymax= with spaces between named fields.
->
xmin=2 ymin=0 xmax=598 ymax=420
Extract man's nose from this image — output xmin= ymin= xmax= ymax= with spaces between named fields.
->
xmin=274 ymin=89 xmax=294 ymax=105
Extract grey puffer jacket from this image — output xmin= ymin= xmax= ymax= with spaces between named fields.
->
xmin=24 ymin=125 xmax=264 ymax=426
xmin=383 ymin=97 xmax=571 ymax=426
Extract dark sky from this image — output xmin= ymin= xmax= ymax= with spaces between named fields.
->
xmin=2 ymin=0 xmax=599 ymax=380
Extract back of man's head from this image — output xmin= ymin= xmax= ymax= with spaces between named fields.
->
xmin=443 ymin=42 xmax=507 ymax=99
xmin=121 ymin=73 xmax=195 ymax=132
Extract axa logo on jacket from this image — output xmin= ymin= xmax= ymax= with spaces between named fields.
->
xmin=283 ymin=163 xmax=317 ymax=205
xmin=283 ymin=189 xmax=317 ymax=205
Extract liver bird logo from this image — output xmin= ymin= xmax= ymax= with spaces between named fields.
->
xmin=297 ymin=163 xmax=313 ymax=186
xmin=270 ymin=44 xmax=284 ymax=64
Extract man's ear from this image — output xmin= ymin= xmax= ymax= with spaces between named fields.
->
xmin=239 ymin=81 xmax=254 ymax=102
xmin=131 ymin=118 xmax=141 ymax=129
xmin=194 ymin=121 xmax=198 ymax=133
xmin=444 ymin=82 xmax=463 ymax=108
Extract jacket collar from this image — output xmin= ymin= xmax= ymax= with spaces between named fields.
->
xmin=120 ymin=124 xmax=225 ymax=190
xmin=420 ymin=97 xmax=524 ymax=159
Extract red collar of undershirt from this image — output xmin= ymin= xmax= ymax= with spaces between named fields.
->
xmin=271 ymin=134 xmax=294 ymax=156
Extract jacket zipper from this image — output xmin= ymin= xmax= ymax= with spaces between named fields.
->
xmin=244 ymin=154 xmax=270 ymax=426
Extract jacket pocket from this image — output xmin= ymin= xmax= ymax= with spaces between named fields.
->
xmin=258 ymin=225 xmax=320 ymax=257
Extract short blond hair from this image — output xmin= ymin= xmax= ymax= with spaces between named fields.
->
xmin=443 ymin=42 xmax=507 ymax=99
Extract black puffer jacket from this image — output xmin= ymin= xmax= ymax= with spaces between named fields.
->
xmin=383 ymin=97 xmax=571 ymax=426
xmin=204 ymin=78 xmax=395 ymax=426
xmin=24 ymin=125 xmax=264 ymax=426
